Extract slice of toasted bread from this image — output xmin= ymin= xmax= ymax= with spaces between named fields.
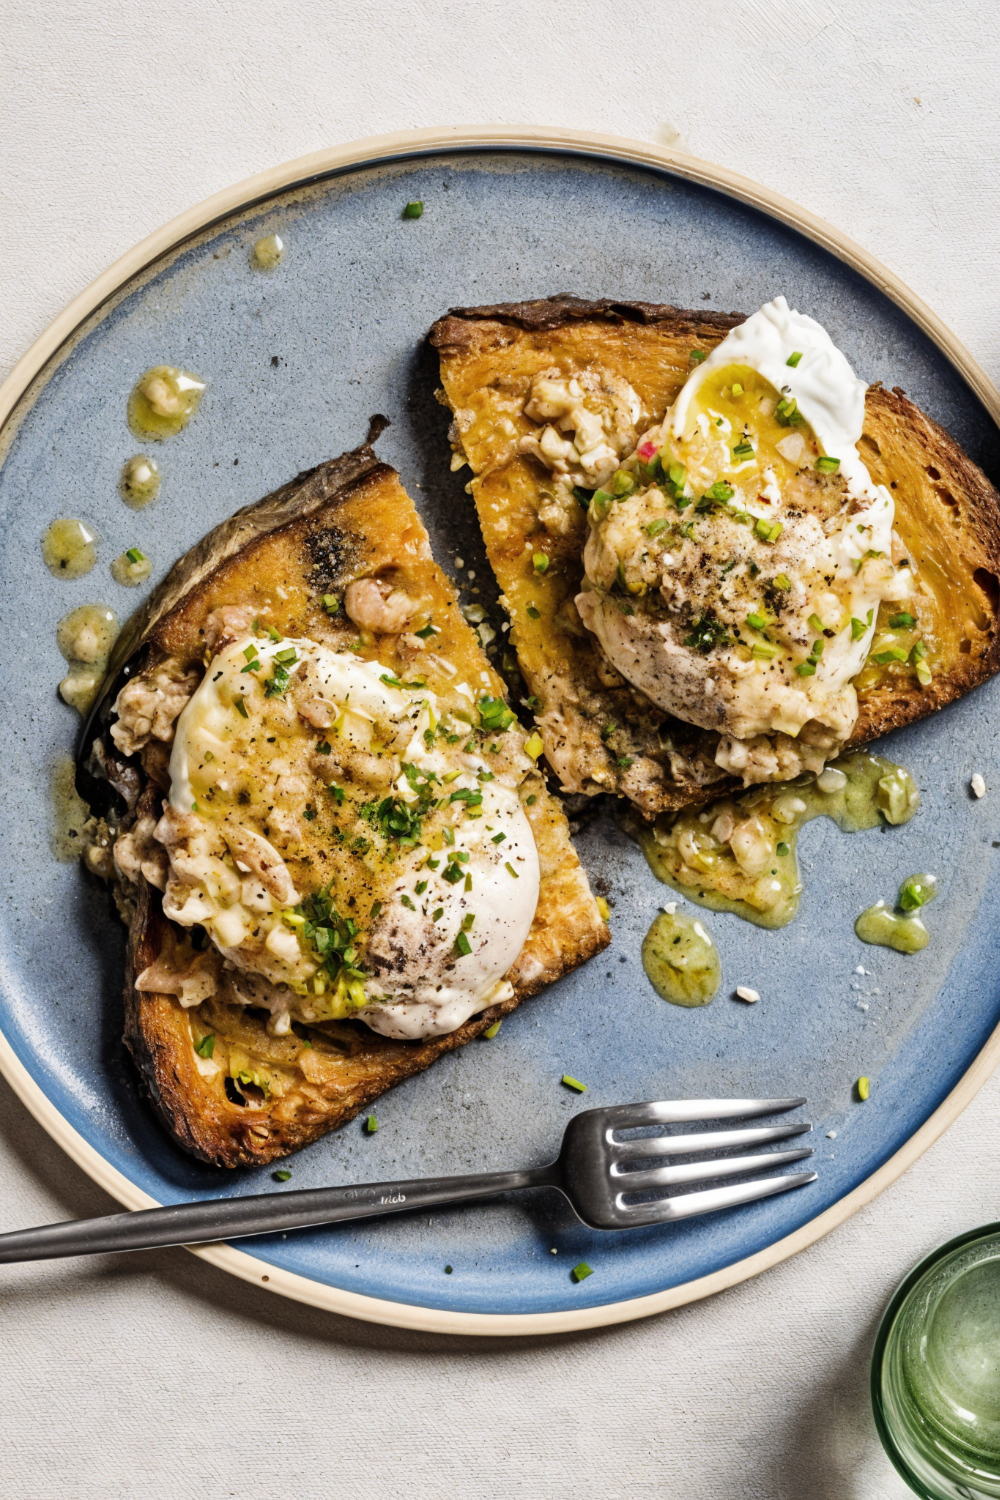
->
xmin=429 ymin=297 xmax=1000 ymax=815
xmin=85 ymin=439 xmax=608 ymax=1167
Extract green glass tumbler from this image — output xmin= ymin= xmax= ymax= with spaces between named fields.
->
xmin=872 ymin=1224 xmax=1000 ymax=1498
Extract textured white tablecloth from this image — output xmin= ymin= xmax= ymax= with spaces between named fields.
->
xmin=2 ymin=3 xmax=999 ymax=1494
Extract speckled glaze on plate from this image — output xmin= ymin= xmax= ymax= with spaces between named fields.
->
xmin=2 ymin=130 xmax=1000 ymax=1334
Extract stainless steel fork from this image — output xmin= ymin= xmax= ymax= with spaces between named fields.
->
xmin=0 ymin=1097 xmax=815 ymax=1262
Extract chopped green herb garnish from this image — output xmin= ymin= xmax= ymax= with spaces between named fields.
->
xmin=482 ymin=1020 xmax=502 ymax=1039
xmin=321 ymin=594 xmax=340 ymax=615
xmin=454 ymin=931 xmax=472 ymax=957
xmin=755 ymin=517 xmax=783 ymax=542
xmin=303 ymin=807 xmax=317 ymax=821
xmin=402 ymin=201 xmax=423 ymax=219
xmin=491 ymin=832 xmax=506 ymax=845
xmin=243 ymin=644 xmax=258 ymax=661
xmin=856 ymin=1077 xmax=870 ymax=1102
xmin=415 ymin=621 xmax=436 ymax=639
xmin=265 ymin=663 xmax=290 ymax=697
xmin=732 ymin=441 xmax=754 ymax=462
xmin=815 ymin=456 xmax=841 ymax=473
xmin=234 ymin=696 xmax=249 ymax=718
xmin=380 ymin=672 xmax=403 ymax=688
xmin=689 ymin=349 xmax=707 ymax=364
xmin=685 ymin=614 xmax=729 ymax=654
xmin=194 ymin=1034 xmax=215 ymax=1059
xmin=731 ymin=382 xmax=743 ymax=396
xmin=704 ymin=480 xmax=735 ymax=504
xmin=746 ymin=612 xmax=768 ymax=631
xmin=366 ymin=1114 xmax=379 ymax=1132
xmin=526 ymin=794 xmax=536 ymax=805
xmin=370 ymin=900 xmax=383 ymax=919
xmin=572 ymin=1262 xmax=594 ymax=1283
xmin=478 ymin=695 xmax=515 ymax=733
xmin=504 ymin=862 xmax=519 ymax=878
xmin=274 ymin=647 xmax=298 ymax=665
xmin=795 ymin=660 xmax=817 ymax=677
xmin=786 ymin=351 xmax=803 ymax=367
xmin=645 ymin=517 xmax=670 ymax=537
xmin=526 ymin=604 xmax=541 ymax=619
xmin=808 ymin=613 xmax=825 ymax=634
xmin=125 ymin=547 xmax=146 ymax=564
xmin=532 ymin=551 xmax=550 ymax=574
xmin=774 ymin=573 xmax=791 ymax=591
xmin=872 ymin=647 xmax=909 ymax=664
xmin=273 ymin=1169 xmax=291 ymax=1182
xmin=889 ymin=612 xmax=916 ymax=629
xmin=415 ymin=880 xmax=428 ymax=896
xmin=316 ymin=740 xmax=332 ymax=755
xmin=776 ymin=841 xmax=790 ymax=856
xmin=561 ymin=1074 xmax=587 ymax=1093
xmin=328 ymin=784 xmax=345 ymax=805
xmin=751 ymin=642 xmax=777 ymax=661
xmin=400 ymin=894 xmax=416 ymax=910
xmin=432 ymin=907 xmax=444 ymax=921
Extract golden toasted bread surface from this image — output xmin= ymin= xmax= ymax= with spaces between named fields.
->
xmin=100 ymin=445 xmax=607 ymax=1167
xmin=430 ymin=297 xmax=1000 ymax=814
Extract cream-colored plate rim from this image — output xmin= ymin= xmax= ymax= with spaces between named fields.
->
xmin=3 ymin=125 xmax=999 ymax=1337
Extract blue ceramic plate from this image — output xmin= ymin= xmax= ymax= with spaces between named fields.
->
xmin=2 ymin=133 xmax=1000 ymax=1332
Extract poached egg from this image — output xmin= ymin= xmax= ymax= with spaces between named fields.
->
xmin=157 ymin=633 xmax=540 ymax=1038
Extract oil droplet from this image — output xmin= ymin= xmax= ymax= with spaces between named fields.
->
xmin=641 ymin=909 xmax=720 ymax=1007
xmin=128 ymin=366 xmax=206 ymax=441
xmin=636 ymin=752 xmax=920 ymax=929
xmin=51 ymin=755 xmax=91 ymax=862
xmin=42 ymin=518 xmax=97 ymax=578
xmin=120 ymin=454 xmax=161 ymax=509
xmin=110 ymin=547 xmax=152 ymax=587
xmin=855 ymin=903 xmax=929 ymax=954
xmin=250 ymin=233 xmax=284 ymax=271
xmin=56 ymin=603 xmax=119 ymax=716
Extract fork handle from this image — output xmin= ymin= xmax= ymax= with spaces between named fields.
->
xmin=0 ymin=1164 xmax=562 ymax=1263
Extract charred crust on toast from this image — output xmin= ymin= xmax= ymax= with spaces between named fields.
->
xmin=428 ymin=295 xmax=745 ymax=349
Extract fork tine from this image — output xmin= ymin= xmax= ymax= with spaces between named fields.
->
xmin=599 ymin=1097 xmax=806 ymax=1130
xmin=612 ymin=1121 xmax=811 ymax=1160
xmin=612 ymin=1146 xmax=813 ymax=1194
xmin=619 ymin=1171 xmax=817 ymax=1226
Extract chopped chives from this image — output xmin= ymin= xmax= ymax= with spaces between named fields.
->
xmin=365 ymin=1115 xmax=378 ymax=1132
xmin=532 ymin=552 xmax=550 ymax=574
xmin=786 ymin=351 xmax=803 ymax=367
xmin=194 ymin=1034 xmax=215 ymax=1058
xmin=889 ymin=612 xmax=916 ymax=629
xmin=234 ymin=696 xmax=249 ymax=717
xmin=432 ymin=907 xmax=444 ymax=921
xmin=751 ymin=642 xmax=777 ymax=660
xmin=808 ymin=613 xmax=825 ymax=634
xmin=243 ymin=644 xmax=258 ymax=661
xmin=776 ymin=841 xmax=790 ymax=856
xmin=482 ymin=1020 xmax=502 ymax=1039
xmin=572 ymin=1262 xmax=594 ymax=1283
xmin=402 ymin=201 xmax=423 ymax=218
xmin=273 ymin=1169 xmax=291 ymax=1182
xmin=746 ymin=612 xmax=768 ymax=631
xmin=689 ymin=349 xmax=707 ymax=364
xmin=504 ymin=862 xmax=519 ymax=878
xmin=732 ymin=441 xmax=754 ymax=461
xmin=815 ymin=456 xmax=841 ymax=473
xmin=731 ymin=382 xmax=744 ymax=397
xmin=321 ymin=594 xmax=340 ymax=615
xmin=125 ymin=547 xmax=146 ymax=564
xmin=774 ymin=573 xmax=792 ymax=591
xmin=645 ymin=517 xmax=670 ymax=537
xmin=526 ymin=604 xmax=541 ymax=619
xmin=561 ymin=1074 xmax=587 ymax=1092
xmin=415 ymin=880 xmax=427 ymax=895
xmin=454 ymin=931 xmax=472 ymax=956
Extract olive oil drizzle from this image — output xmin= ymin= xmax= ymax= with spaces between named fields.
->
xmin=637 ymin=752 xmax=920 ymax=929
